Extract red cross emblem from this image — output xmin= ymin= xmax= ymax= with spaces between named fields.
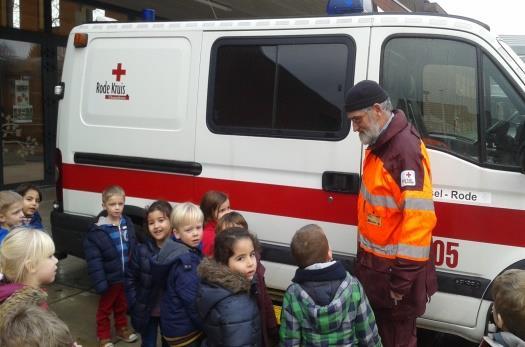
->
xmin=406 ymin=172 xmax=411 ymax=177
xmin=112 ymin=63 xmax=126 ymax=81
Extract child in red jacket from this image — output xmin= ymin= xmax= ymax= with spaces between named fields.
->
xmin=199 ymin=191 xmax=230 ymax=256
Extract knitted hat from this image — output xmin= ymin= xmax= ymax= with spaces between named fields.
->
xmin=345 ymin=80 xmax=388 ymax=112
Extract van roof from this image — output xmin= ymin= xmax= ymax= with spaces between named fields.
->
xmin=73 ymin=12 xmax=490 ymax=36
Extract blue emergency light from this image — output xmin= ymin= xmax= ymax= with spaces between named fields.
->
xmin=327 ymin=0 xmax=364 ymax=15
xmin=142 ymin=8 xmax=156 ymax=21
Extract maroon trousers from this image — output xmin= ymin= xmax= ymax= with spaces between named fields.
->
xmin=375 ymin=312 xmax=417 ymax=347
xmin=96 ymin=283 xmax=128 ymax=340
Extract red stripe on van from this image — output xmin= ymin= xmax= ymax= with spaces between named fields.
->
xmin=62 ymin=163 xmax=525 ymax=248
xmin=62 ymin=163 xmax=358 ymax=225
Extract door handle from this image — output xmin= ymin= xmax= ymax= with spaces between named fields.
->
xmin=322 ymin=171 xmax=360 ymax=194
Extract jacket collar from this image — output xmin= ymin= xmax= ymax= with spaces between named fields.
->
xmin=368 ymin=109 xmax=410 ymax=151
xmin=292 ymin=261 xmax=346 ymax=284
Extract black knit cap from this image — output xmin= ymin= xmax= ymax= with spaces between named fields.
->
xmin=345 ymin=80 xmax=388 ymax=113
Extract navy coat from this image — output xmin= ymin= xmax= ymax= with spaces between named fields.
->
xmin=150 ymin=237 xmax=203 ymax=339
xmin=83 ymin=215 xmax=136 ymax=294
xmin=197 ymin=258 xmax=262 ymax=347
xmin=125 ymin=239 xmax=161 ymax=333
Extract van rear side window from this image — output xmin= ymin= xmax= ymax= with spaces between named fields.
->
xmin=207 ymin=36 xmax=354 ymax=140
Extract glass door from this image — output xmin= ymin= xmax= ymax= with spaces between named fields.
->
xmin=0 ymin=38 xmax=44 ymax=184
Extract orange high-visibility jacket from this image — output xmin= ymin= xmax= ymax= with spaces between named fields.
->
xmin=357 ymin=111 xmax=437 ymax=302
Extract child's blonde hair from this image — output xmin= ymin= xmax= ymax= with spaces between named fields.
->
xmin=102 ymin=185 xmax=125 ymax=203
xmin=0 ymin=191 xmax=23 ymax=214
xmin=0 ymin=228 xmax=55 ymax=283
xmin=171 ymin=202 xmax=204 ymax=230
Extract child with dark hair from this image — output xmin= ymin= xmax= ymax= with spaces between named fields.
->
xmin=197 ymin=227 xmax=262 ymax=346
xmin=280 ymin=224 xmax=381 ymax=346
xmin=126 ymin=200 xmax=173 ymax=347
xmin=480 ymin=269 xmax=525 ymax=347
xmin=199 ymin=191 xmax=230 ymax=256
xmin=216 ymin=212 xmax=278 ymax=346
xmin=15 ymin=183 xmax=44 ymax=230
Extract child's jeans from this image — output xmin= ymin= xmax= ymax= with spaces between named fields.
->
xmin=96 ymin=283 xmax=128 ymax=340
xmin=141 ymin=317 xmax=168 ymax=347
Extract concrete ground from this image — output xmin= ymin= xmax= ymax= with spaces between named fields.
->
xmin=39 ymin=186 xmax=477 ymax=347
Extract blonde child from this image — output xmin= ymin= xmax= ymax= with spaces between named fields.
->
xmin=0 ymin=191 xmax=24 ymax=244
xmin=150 ymin=202 xmax=204 ymax=346
xmin=16 ymin=184 xmax=44 ymax=230
xmin=126 ymin=200 xmax=172 ymax=347
xmin=216 ymin=212 xmax=278 ymax=346
xmin=200 ymin=191 xmax=231 ymax=256
xmin=83 ymin=185 xmax=137 ymax=347
xmin=197 ymin=227 xmax=262 ymax=346
xmin=0 ymin=228 xmax=58 ymax=323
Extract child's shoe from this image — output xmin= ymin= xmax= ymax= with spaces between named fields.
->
xmin=98 ymin=339 xmax=114 ymax=347
xmin=117 ymin=326 xmax=138 ymax=343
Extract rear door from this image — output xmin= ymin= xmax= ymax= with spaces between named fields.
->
xmin=60 ymin=29 xmax=202 ymax=214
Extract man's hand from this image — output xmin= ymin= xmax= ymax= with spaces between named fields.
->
xmin=390 ymin=290 xmax=403 ymax=305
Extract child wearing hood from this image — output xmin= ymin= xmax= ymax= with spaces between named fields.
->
xmin=197 ymin=227 xmax=263 ymax=346
xmin=279 ymin=224 xmax=382 ymax=346
xmin=151 ymin=202 xmax=204 ymax=346
xmin=83 ymin=185 xmax=137 ymax=347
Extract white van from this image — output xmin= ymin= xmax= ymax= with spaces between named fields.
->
xmin=52 ymin=10 xmax=525 ymax=342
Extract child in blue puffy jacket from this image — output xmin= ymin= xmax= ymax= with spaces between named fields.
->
xmin=83 ymin=185 xmax=137 ymax=347
xmin=150 ymin=202 xmax=204 ymax=347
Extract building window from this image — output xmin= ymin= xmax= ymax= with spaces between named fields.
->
xmin=0 ymin=0 xmax=44 ymax=31
xmin=51 ymin=0 xmax=131 ymax=36
xmin=208 ymin=36 xmax=354 ymax=140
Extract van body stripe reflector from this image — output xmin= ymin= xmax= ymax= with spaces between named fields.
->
xmin=403 ymin=198 xmax=434 ymax=211
xmin=61 ymin=163 xmax=525 ymax=248
xmin=359 ymin=234 xmax=430 ymax=259
xmin=360 ymin=184 xmax=399 ymax=209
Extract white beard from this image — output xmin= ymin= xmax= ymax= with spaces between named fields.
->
xmin=359 ymin=120 xmax=381 ymax=145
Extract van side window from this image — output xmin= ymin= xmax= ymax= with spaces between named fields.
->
xmin=382 ymin=38 xmax=479 ymax=161
xmin=482 ymin=54 xmax=525 ymax=167
xmin=208 ymin=37 xmax=354 ymax=140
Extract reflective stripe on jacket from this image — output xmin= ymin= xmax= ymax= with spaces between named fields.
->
xmin=358 ymin=110 xmax=436 ymax=262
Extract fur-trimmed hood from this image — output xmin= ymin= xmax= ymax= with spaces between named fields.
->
xmin=0 ymin=282 xmax=48 ymax=327
xmin=197 ymin=258 xmax=254 ymax=320
xmin=197 ymin=257 xmax=251 ymax=294
xmin=197 ymin=258 xmax=262 ymax=347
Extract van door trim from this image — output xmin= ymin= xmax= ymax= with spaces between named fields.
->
xmin=74 ymin=152 xmax=202 ymax=176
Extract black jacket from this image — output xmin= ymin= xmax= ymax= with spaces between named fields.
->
xmin=125 ymin=240 xmax=161 ymax=333
xmin=197 ymin=258 xmax=262 ymax=347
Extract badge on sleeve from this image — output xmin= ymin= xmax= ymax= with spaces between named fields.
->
xmin=401 ymin=170 xmax=416 ymax=187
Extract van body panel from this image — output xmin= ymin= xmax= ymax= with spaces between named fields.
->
xmin=54 ymin=14 xmax=525 ymax=343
